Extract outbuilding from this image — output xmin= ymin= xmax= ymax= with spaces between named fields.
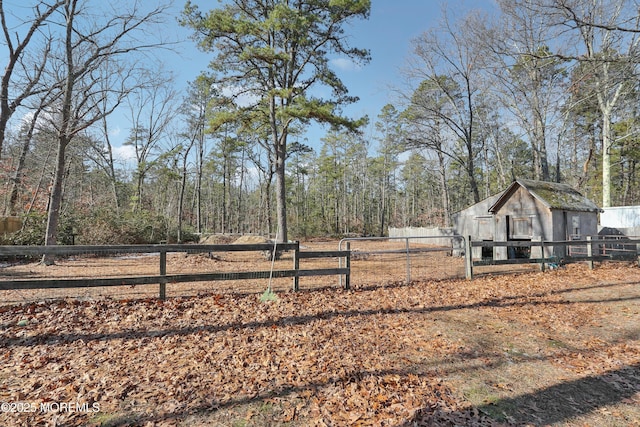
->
xmin=453 ymin=179 xmax=602 ymax=260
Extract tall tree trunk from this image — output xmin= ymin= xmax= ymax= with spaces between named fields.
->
xmin=222 ymin=160 xmax=227 ymax=234
xmin=43 ymin=136 xmax=69 ymax=264
xmin=177 ymin=144 xmax=193 ymax=243
xmin=195 ymin=134 xmax=204 ymax=234
xmin=177 ymin=171 xmax=186 ymax=243
xmin=437 ymin=150 xmax=450 ymax=227
xmin=466 ymin=143 xmax=481 ymax=204
xmin=42 ymin=0 xmax=76 ymax=265
xmin=264 ymin=172 xmax=273 ymax=237
xmin=236 ymin=147 xmax=245 ymax=233
xmin=134 ymin=171 xmax=144 ymax=211
xmin=6 ymin=110 xmax=40 ymax=216
xmin=533 ymin=109 xmax=550 ymax=181
xmin=602 ymin=112 xmax=612 ymax=207
xmin=275 ymin=148 xmax=287 ymax=242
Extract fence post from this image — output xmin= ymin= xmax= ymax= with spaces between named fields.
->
xmin=338 ymin=240 xmax=343 ymax=288
xmin=344 ymin=242 xmax=351 ymax=290
xmin=539 ymin=239 xmax=546 ymax=272
xmin=405 ymin=238 xmax=411 ymax=284
xmin=465 ymin=236 xmax=473 ymax=280
xmin=159 ymin=248 xmax=167 ymax=300
xmin=293 ymin=241 xmax=300 ymax=291
xmin=586 ymin=236 xmax=594 ymax=270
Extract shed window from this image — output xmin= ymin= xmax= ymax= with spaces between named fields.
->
xmin=475 ymin=216 xmax=493 ymax=240
xmin=571 ymin=216 xmax=581 ymax=237
xmin=510 ymin=217 xmax=532 ymax=239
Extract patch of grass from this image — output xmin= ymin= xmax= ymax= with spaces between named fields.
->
xmin=464 ymin=384 xmax=500 ymax=405
xmin=503 ymin=344 xmax=531 ymax=359
xmin=227 ymin=401 xmax=288 ymax=427
xmin=260 ymin=288 xmax=279 ymax=302
xmin=462 ymin=383 xmax=517 ymax=423
xmin=547 ymin=338 xmax=570 ymax=349
xmin=259 ymin=402 xmax=275 ymax=413
xmin=478 ymin=401 xmax=517 ymax=423
xmin=87 ymin=412 xmax=141 ymax=427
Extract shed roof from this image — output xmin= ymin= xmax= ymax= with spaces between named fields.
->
xmin=451 ymin=191 xmax=504 ymax=217
xmin=489 ymin=179 xmax=602 ymax=213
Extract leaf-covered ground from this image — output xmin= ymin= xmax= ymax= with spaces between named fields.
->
xmin=0 ymin=262 xmax=639 ymax=426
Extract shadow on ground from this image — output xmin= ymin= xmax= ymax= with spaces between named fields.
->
xmin=401 ymin=362 xmax=640 ymax=426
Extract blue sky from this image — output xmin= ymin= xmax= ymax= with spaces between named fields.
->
xmin=167 ymin=0 xmax=498 ymax=152
xmin=333 ymin=2 xmax=461 ymax=125
xmin=2 ymin=1 xmax=497 ymax=159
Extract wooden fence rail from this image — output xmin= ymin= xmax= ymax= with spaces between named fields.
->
xmin=0 ymin=242 xmax=351 ymax=299
xmin=465 ymin=236 xmax=640 ymax=279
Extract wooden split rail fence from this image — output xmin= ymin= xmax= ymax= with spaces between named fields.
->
xmin=465 ymin=236 xmax=640 ymax=279
xmin=0 ymin=242 xmax=351 ymax=300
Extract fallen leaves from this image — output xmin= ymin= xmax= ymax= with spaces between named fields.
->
xmin=0 ymin=263 xmax=638 ymax=426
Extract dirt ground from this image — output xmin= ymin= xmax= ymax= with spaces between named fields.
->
xmin=0 ymin=241 xmax=638 ymax=426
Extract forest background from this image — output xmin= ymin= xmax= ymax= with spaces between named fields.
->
xmin=1 ymin=0 xmax=640 ymax=247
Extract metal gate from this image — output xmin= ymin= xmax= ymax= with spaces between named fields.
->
xmin=338 ymin=235 xmax=466 ymax=286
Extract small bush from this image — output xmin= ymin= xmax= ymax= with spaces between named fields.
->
xmin=76 ymin=210 xmax=168 ymax=245
xmin=166 ymin=227 xmax=200 ymax=244
xmin=2 ymin=209 xmax=195 ymax=246
xmin=4 ymin=212 xmax=47 ymax=246
xmin=3 ymin=212 xmax=79 ymax=246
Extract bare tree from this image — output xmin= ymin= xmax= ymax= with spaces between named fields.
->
xmin=406 ymin=9 xmax=486 ymax=204
xmin=84 ymin=71 xmax=136 ymax=213
xmin=474 ymin=1 xmax=570 ymax=182
xmin=125 ymin=72 xmax=178 ymax=212
xmin=4 ymin=90 xmax=55 ymax=216
xmin=41 ymin=0 xmax=170 ymax=263
xmin=522 ymin=0 xmax=640 ymax=207
xmin=0 ymin=0 xmax=64 ymax=158
xmin=569 ymin=1 xmax=640 ymax=207
xmin=403 ymin=80 xmax=452 ymax=223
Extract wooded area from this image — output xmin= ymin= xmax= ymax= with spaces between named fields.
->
xmin=2 ymin=0 xmax=640 ymax=246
